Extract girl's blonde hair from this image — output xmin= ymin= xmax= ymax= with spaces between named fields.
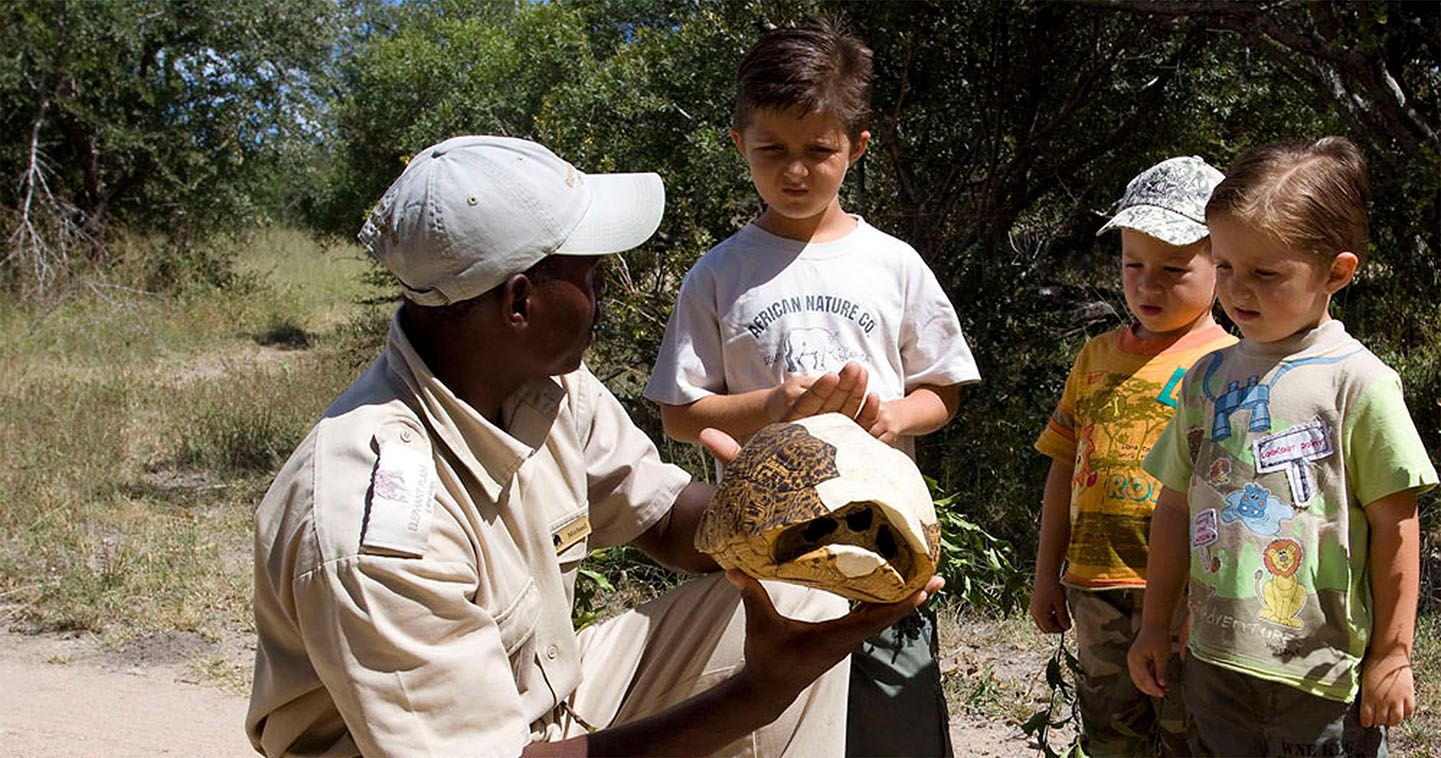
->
xmin=1206 ymin=137 xmax=1370 ymax=263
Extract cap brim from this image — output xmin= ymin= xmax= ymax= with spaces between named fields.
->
xmin=555 ymin=172 xmax=665 ymax=255
xmin=1096 ymin=205 xmax=1209 ymax=246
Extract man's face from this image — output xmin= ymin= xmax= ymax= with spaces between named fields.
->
xmin=526 ymin=255 xmax=606 ymax=375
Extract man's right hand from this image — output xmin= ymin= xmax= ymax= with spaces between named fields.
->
xmin=727 ymin=569 xmax=944 ymax=710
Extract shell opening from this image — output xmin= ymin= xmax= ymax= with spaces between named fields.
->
xmin=771 ymin=501 xmax=914 ymax=582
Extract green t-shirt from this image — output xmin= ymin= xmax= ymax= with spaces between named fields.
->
xmin=1145 ymin=320 xmax=1437 ymax=701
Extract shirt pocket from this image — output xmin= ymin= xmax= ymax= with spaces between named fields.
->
xmin=492 ymin=579 xmax=542 ymax=661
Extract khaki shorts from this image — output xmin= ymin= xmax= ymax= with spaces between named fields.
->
xmin=565 ymin=573 xmax=852 ymax=757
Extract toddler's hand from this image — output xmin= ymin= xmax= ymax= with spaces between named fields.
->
xmin=1360 ymin=650 xmax=1415 ymax=727
xmin=1028 ymin=577 xmax=1070 ymax=634
xmin=1127 ymin=625 xmax=1173 ymax=698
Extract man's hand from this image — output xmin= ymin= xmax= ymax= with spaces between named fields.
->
xmin=1361 ymin=649 xmax=1416 ymax=727
xmin=1028 ymin=575 xmax=1070 ymax=634
xmin=1127 ymin=624 xmax=1172 ymax=697
xmin=773 ymin=362 xmax=869 ymax=422
xmin=727 ymin=569 xmax=944 ymax=701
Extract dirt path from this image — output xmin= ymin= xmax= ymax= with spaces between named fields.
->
xmin=0 ymin=631 xmax=253 ymax=757
xmin=0 ymin=629 xmax=1029 ymax=757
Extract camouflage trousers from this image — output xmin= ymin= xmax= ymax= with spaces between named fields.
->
xmin=1066 ymin=587 xmax=1191 ymax=757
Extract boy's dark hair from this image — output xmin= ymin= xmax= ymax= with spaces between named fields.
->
xmin=734 ymin=18 xmax=873 ymax=139
xmin=1206 ymin=137 xmax=1370 ymax=263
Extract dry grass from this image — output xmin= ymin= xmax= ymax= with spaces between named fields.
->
xmin=935 ymin=600 xmax=1075 ymax=755
xmin=0 ymin=228 xmax=383 ymax=648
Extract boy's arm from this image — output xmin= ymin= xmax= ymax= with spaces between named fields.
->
xmin=1029 ymin=459 xmax=1074 ymax=633
xmin=1128 ymin=484 xmax=1191 ymax=697
xmin=1361 ymin=488 xmax=1421 ymax=728
xmin=659 ymin=363 xmax=870 ymax=443
xmin=855 ymin=383 xmax=960 ymax=444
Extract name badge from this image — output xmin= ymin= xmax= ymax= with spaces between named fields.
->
xmin=553 ymin=514 xmax=592 ymax=555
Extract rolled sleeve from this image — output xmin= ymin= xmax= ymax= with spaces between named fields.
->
xmin=575 ymin=367 xmax=692 ymax=548
xmin=1143 ymin=412 xmax=1195 ymax=493
xmin=1343 ymin=373 xmax=1439 ymax=506
xmin=294 ymin=555 xmax=530 ymax=758
xmin=1035 ymin=355 xmax=1087 ymax=464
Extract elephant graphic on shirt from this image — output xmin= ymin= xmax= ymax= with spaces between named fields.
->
xmin=784 ymin=328 xmax=847 ymax=373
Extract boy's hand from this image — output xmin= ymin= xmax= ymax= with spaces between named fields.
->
xmin=766 ymin=375 xmax=817 ymax=422
xmin=1361 ymin=649 xmax=1416 ymax=727
xmin=854 ymin=393 xmax=901 ymax=443
xmin=777 ymin=362 xmax=869 ymax=421
xmin=1028 ymin=576 xmax=1070 ymax=633
xmin=1127 ymin=624 xmax=1173 ymax=697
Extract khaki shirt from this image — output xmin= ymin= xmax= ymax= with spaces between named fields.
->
xmin=247 ymin=315 xmax=692 ymax=757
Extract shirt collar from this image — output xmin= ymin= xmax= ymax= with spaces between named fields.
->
xmin=1116 ymin=320 xmax=1232 ymax=356
xmin=382 ymin=310 xmax=565 ymax=502
xmin=1235 ymin=318 xmax=1350 ymax=360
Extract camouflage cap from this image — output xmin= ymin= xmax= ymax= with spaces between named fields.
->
xmin=1096 ymin=156 xmax=1225 ymax=246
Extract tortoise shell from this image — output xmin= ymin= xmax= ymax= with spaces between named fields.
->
xmin=695 ymin=413 xmax=941 ymax=603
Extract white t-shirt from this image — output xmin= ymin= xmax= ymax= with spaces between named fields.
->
xmin=645 ymin=217 xmax=980 ymax=456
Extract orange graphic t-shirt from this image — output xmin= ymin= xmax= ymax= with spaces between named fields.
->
xmin=1034 ymin=322 xmax=1237 ymax=589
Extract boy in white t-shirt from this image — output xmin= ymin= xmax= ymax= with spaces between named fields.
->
xmin=644 ymin=19 xmax=980 ymax=757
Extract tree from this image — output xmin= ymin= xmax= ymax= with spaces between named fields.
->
xmin=0 ymin=0 xmax=338 ymax=295
xmin=324 ymin=0 xmax=1440 ymax=551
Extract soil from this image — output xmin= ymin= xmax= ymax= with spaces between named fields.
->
xmin=0 ymin=630 xmax=253 ymax=757
xmin=0 ymin=627 xmax=1032 ymax=757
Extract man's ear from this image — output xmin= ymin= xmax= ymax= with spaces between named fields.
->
xmin=501 ymin=273 xmax=534 ymax=326
xmin=728 ymin=128 xmax=745 ymax=156
xmin=849 ymin=130 xmax=871 ymax=165
xmin=1326 ymin=252 xmax=1359 ymax=294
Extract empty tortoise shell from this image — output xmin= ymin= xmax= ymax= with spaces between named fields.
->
xmin=695 ymin=413 xmax=941 ymax=603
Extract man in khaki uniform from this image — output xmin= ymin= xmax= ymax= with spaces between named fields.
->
xmin=246 ymin=135 xmax=943 ymax=758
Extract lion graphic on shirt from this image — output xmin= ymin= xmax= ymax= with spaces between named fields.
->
xmin=1255 ymin=538 xmax=1306 ymax=629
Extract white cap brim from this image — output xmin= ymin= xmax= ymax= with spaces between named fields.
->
xmin=555 ymin=172 xmax=665 ymax=255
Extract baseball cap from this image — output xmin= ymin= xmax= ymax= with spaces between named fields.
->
xmin=358 ymin=135 xmax=665 ymax=306
xmin=1096 ymin=156 xmax=1224 ymax=245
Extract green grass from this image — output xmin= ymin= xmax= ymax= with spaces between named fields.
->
xmin=1393 ymin=611 xmax=1441 ymax=756
xmin=0 ymin=227 xmax=383 ymax=643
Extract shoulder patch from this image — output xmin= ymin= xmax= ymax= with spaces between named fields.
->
xmin=361 ymin=433 xmax=436 ymax=558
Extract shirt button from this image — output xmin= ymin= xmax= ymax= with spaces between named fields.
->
xmin=399 ymin=429 xmax=413 ymax=443
xmin=545 ymin=644 xmax=558 ymax=660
